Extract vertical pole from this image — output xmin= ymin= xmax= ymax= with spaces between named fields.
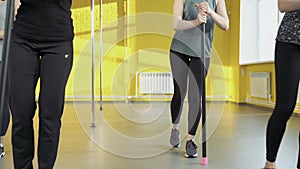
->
xmin=99 ymin=0 xmax=103 ymax=111
xmin=0 ymin=0 xmax=15 ymax=137
xmin=201 ymin=22 xmax=208 ymax=165
xmin=91 ymin=0 xmax=96 ymax=127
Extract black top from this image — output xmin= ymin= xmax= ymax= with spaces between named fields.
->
xmin=276 ymin=10 xmax=300 ymax=46
xmin=13 ymin=0 xmax=74 ymax=41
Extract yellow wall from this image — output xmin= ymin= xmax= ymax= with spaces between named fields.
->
xmin=68 ymin=0 xmax=244 ymax=103
xmin=212 ymin=0 xmax=240 ymax=102
xmin=69 ymin=0 xmax=176 ymax=100
xmin=240 ymin=63 xmax=276 ymax=104
xmin=132 ymin=0 xmax=241 ymax=101
xmin=67 ymin=0 xmax=300 ymax=115
xmin=67 ymin=0 xmax=284 ymax=108
xmin=69 ymin=0 xmax=130 ymax=100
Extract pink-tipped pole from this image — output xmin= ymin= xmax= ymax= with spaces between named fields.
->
xmin=201 ymin=157 xmax=208 ymax=165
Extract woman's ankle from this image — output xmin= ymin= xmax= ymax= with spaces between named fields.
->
xmin=172 ymin=124 xmax=179 ymax=129
xmin=187 ymin=134 xmax=195 ymax=141
xmin=265 ymin=160 xmax=276 ymax=168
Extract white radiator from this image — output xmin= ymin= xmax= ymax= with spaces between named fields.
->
xmin=139 ymin=72 xmax=173 ymax=94
xmin=250 ymin=72 xmax=271 ymax=99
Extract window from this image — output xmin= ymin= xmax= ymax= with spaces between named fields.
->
xmin=239 ymin=0 xmax=282 ymax=65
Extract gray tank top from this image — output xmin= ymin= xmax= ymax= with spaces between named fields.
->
xmin=170 ymin=0 xmax=216 ymax=58
xmin=276 ymin=10 xmax=300 ymax=46
xmin=0 ymin=1 xmax=7 ymax=61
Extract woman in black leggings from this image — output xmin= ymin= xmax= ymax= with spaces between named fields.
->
xmin=263 ymin=1 xmax=300 ymax=168
xmin=0 ymin=0 xmax=20 ymax=158
xmin=8 ymin=0 xmax=73 ymax=168
xmin=0 ymin=0 xmax=9 ymax=158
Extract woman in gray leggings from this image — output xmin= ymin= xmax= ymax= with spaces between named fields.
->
xmin=169 ymin=0 xmax=229 ymax=158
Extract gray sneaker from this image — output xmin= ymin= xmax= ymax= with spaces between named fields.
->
xmin=185 ymin=140 xmax=198 ymax=158
xmin=169 ymin=128 xmax=180 ymax=147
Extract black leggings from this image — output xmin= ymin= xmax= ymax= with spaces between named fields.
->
xmin=266 ymin=41 xmax=300 ymax=168
xmin=170 ymin=50 xmax=209 ymax=136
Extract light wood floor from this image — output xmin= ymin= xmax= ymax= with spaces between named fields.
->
xmin=0 ymin=101 xmax=299 ymax=169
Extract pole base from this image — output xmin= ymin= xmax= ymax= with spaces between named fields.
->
xmin=201 ymin=157 xmax=208 ymax=165
xmin=91 ymin=123 xmax=96 ymax=128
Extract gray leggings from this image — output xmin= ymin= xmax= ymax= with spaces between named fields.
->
xmin=170 ymin=50 xmax=209 ymax=136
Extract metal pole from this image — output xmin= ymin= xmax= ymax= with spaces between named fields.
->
xmin=0 ymin=0 xmax=15 ymax=136
xmin=0 ymin=0 xmax=15 ymax=137
xmin=99 ymin=0 xmax=103 ymax=111
xmin=91 ymin=0 xmax=96 ymax=128
xmin=201 ymin=22 xmax=208 ymax=165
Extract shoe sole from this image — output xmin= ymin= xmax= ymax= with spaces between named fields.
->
xmin=184 ymin=153 xmax=198 ymax=158
xmin=171 ymin=143 xmax=181 ymax=148
xmin=0 ymin=152 xmax=5 ymax=159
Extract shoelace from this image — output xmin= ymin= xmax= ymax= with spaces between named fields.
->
xmin=191 ymin=141 xmax=198 ymax=149
xmin=187 ymin=141 xmax=198 ymax=149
